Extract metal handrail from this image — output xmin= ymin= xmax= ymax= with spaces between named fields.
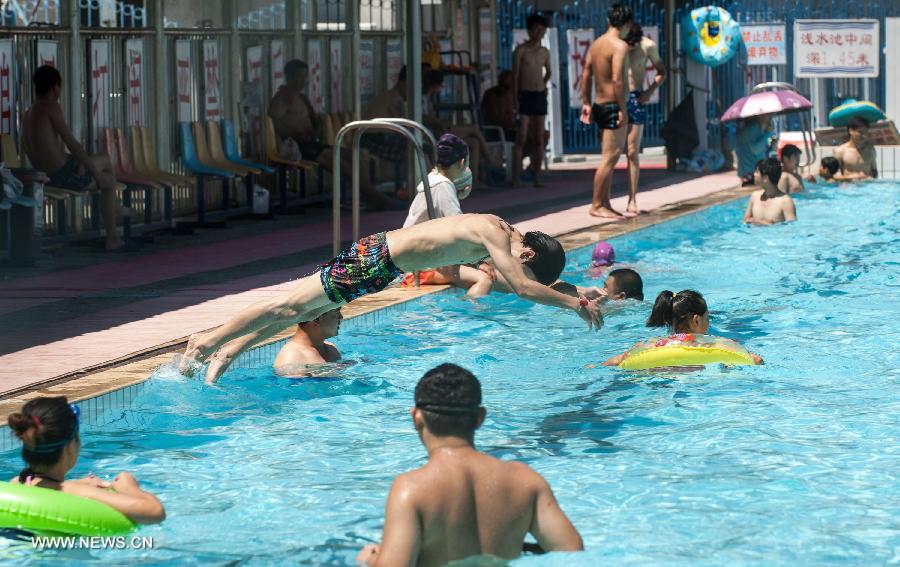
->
xmin=332 ymin=120 xmax=436 ymax=256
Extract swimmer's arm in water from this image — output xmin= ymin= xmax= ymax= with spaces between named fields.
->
xmin=528 ymin=468 xmax=584 ymax=552
xmin=358 ymin=475 xmax=421 ymax=567
xmin=601 ymin=352 xmax=628 ymax=366
xmin=64 ymin=472 xmax=165 ymax=524
xmin=750 ymin=353 xmax=764 ymax=365
xmin=481 ymin=227 xmax=603 ymax=330
xmin=742 ymin=197 xmax=754 ymax=223
xmin=782 ymin=198 xmax=797 ymax=222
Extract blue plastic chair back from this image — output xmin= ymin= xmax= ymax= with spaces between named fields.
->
xmin=221 ymin=119 xmax=274 ymax=173
xmin=178 ymin=122 xmax=234 ymax=178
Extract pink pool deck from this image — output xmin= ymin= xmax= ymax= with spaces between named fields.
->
xmin=0 ymin=170 xmax=739 ymax=395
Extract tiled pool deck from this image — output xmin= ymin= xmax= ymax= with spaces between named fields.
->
xmin=0 ymin=168 xmax=745 ymax=432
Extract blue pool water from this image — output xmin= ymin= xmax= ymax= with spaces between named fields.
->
xmin=2 ymin=182 xmax=899 ymax=565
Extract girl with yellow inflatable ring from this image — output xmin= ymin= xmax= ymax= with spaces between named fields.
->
xmin=602 ymin=290 xmax=763 ymax=370
xmin=6 ymin=397 xmax=165 ymax=526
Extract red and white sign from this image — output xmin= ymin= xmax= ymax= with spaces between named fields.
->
xmin=565 ymin=29 xmax=593 ymax=109
xmin=0 ymin=40 xmax=14 ymax=135
xmin=246 ymin=45 xmax=264 ymax=149
xmin=795 ymin=20 xmax=879 ymax=78
xmin=478 ymin=8 xmax=494 ymax=96
xmin=359 ymin=39 xmax=375 ymax=105
xmin=202 ymin=40 xmax=221 ymax=120
xmin=307 ymin=39 xmax=324 ymax=113
xmin=642 ymin=26 xmax=660 ymax=105
xmin=37 ymin=40 xmax=58 ymax=68
xmin=125 ymin=38 xmax=145 ymax=127
xmin=742 ymin=24 xmax=787 ymax=66
xmin=246 ymin=45 xmax=263 ymax=86
xmin=91 ymin=40 xmax=111 ymax=151
xmin=329 ymin=39 xmax=342 ymax=112
xmin=270 ymin=39 xmax=285 ymax=92
xmin=386 ymin=38 xmax=402 ymax=87
xmin=175 ymin=40 xmax=193 ymax=123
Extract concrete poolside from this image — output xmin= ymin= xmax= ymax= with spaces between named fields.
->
xmin=0 ymin=162 xmax=745 ymax=413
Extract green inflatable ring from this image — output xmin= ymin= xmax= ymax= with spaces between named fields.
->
xmin=0 ymin=482 xmax=136 ymax=536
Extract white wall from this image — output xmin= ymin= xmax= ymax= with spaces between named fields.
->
xmin=886 ymin=18 xmax=900 ymax=123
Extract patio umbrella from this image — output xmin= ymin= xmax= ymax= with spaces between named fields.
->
xmin=721 ymin=89 xmax=812 ymax=122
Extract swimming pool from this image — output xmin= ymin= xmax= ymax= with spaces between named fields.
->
xmin=3 ymin=182 xmax=898 ymax=565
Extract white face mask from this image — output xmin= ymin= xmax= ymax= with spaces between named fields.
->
xmin=452 ymin=167 xmax=473 ymax=200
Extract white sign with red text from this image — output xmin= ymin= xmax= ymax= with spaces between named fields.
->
xmin=565 ymin=29 xmax=593 ymax=109
xmin=37 ymin=40 xmax=58 ymax=68
xmin=270 ymin=39 xmax=285 ymax=92
xmin=360 ymin=39 xmax=375 ymax=105
xmin=794 ymin=20 xmax=879 ymax=78
xmin=386 ymin=38 xmax=402 ymax=87
xmin=479 ymin=8 xmax=494 ymax=95
xmin=91 ymin=40 xmax=110 ymax=151
xmin=203 ymin=40 xmax=221 ymax=120
xmin=307 ymin=39 xmax=324 ymax=113
xmin=175 ymin=40 xmax=193 ymax=123
xmin=0 ymin=40 xmax=14 ymax=135
xmin=329 ymin=39 xmax=342 ymax=112
xmin=642 ymin=26 xmax=660 ymax=104
xmin=742 ymin=24 xmax=787 ymax=66
xmin=125 ymin=38 xmax=145 ymax=127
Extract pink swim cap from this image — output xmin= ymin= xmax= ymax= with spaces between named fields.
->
xmin=590 ymin=241 xmax=615 ymax=267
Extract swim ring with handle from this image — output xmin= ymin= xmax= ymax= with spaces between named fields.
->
xmin=681 ymin=6 xmax=742 ymax=67
xmin=0 ymin=482 xmax=136 ymax=536
xmin=619 ymin=333 xmax=756 ymax=370
xmin=828 ymin=99 xmax=885 ymax=127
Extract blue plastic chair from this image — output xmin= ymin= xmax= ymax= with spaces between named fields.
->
xmin=178 ymin=122 xmax=234 ymax=226
xmin=221 ymin=119 xmax=274 ymax=174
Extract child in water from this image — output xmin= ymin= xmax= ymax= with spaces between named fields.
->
xmin=602 ymin=289 xmax=763 ymax=366
xmin=7 ymin=396 xmax=165 ymax=524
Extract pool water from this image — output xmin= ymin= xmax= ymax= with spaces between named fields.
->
xmin=3 ymin=182 xmax=899 ymax=565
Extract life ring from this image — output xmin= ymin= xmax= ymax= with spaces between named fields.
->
xmin=681 ymin=6 xmax=742 ymax=67
xmin=619 ymin=333 xmax=756 ymax=370
xmin=828 ymin=99 xmax=885 ymax=127
xmin=0 ymin=482 xmax=136 ymax=536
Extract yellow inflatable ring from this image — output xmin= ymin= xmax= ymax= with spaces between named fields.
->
xmin=619 ymin=333 xmax=756 ymax=370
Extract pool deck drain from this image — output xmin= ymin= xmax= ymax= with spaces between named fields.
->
xmin=0 ymin=172 xmax=747 ymax=421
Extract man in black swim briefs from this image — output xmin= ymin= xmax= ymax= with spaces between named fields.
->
xmin=579 ymin=4 xmax=634 ymax=219
xmin=184 ymin=214 xmax=604 ymax=383
xmin=512 ymin=13 xmax=552 ymax=187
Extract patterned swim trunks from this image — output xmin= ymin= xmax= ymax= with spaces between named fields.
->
xmin=627 ymin=90 xmax=646 ymax=125
xmin=319 ymin=232 xmax=403 ymax=304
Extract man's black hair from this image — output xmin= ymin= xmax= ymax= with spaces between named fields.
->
xmin=415 ymin=364 xmax=482 ymax=438
xmin=608 ymin=4 xmax=634 ymax=28
xmin=608 ymin=268 xmax=644 ymax=300
xmin=780 ymin=143 xmax=802 ymax=160
xmin=820 ymin=156 xmax=839 ymax=176
xmin=526 ymin=13 xmax=549 ymax=30
xmin=757 ymin=157 xmax=783 ymax=185
xmin=625 ymin=23 xmax=644 ymax=46
xmin=397 ymin=65 xmax=407 ymax=83
xmin=846 ymin=115 xmax=870 ymax=131
xmin=423 ymin=70 xmax=445 ymax=91
xmin=284 ymin=59 xmax=308 ymax=78
xmin=522 ymin=231 xmax=565 ymax=286
xmin=34 ymin=65 xmax=62 ymax=96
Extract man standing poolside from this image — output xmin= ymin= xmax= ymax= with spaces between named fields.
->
xmin=623 ymin=23 xmax=666 ymax=216
xmin=356 ymin=364 xmax=583 ymax=567
xmin=580 ymin=4 xmax=634 ymax=218
xmin=184 ymin=214 xmax=603 ymax=383
xmin=512 ymin=13 xmax=552 ymax=187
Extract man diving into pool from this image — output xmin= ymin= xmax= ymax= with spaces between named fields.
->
xmin=183 ymin=214 xmax=604 ymax=383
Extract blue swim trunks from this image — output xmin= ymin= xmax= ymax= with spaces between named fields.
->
xmin=320 ymin=232 xmax=403 ymax=304
xmin=627 ymin=90 xmax=646 ymax=125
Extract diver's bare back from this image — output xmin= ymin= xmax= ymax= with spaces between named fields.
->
xmin=587 ymin=35 xmax=625 ymax=104
xmin=410 ymin=454 xmax=540 ymax=566
xmin=21 ymin=100 xmax=67 ymax=173
xmin=387 ymin=214 xmax=514 ymax=272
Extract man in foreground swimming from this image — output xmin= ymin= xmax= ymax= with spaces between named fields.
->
xmin=356 ymin=364 xmax=583 ymax=566
xmin=184 ymin=214 xmax=603 ymax=382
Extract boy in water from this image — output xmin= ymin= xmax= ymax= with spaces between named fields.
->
xmin=742 ymin=158 xmax=797 ymax=226
xmin=580 ymin=4 xmax=633 ymax=218
xmin=271 ymin=309 xmax=342 ymax=377
xmin=778 ymin=144 xmax=805 ymax=194
xmin=512 ymin=13 xmax=552 ymax=187
xmin=357 ymin=364 xmax=583 ymax=566
xmin=806 ymin=156 xmax=840 ymax=183
xmin=834 ymin=116 xmax=877 ymax=180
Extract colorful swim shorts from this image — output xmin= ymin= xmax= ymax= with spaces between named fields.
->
xmin=320 ymin=232 xmax=403 ymax=303
xmin=627 ymin=90 xmax=646 ymax=125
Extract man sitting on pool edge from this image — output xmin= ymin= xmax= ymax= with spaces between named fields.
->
xmin=356 ymin=363 xmax=584 ymax=566
xmin=184 ymin=214 xmax=603 ymax=383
